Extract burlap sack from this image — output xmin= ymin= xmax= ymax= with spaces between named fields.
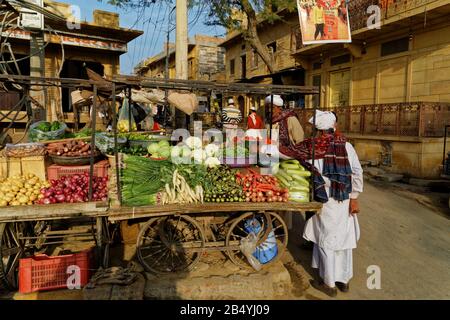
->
xmin=167 ymin=92 xmax=199 ymax=115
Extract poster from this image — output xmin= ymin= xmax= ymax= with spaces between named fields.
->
xmin=296 ymin=0 xmax=352 ymax=45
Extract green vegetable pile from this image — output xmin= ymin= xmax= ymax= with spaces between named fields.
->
xmin=106 ymin=145 xmax=147 ymax=156
xmin=121 ymin=156 xmax=175 ymax=206
xmin=203 ymin=166 xmax=245 ymax=203
xmin=36 ymin=121 xmax=61 ymax=132
xmin=222 ymin=145 xmax=249 ymax=158
xmin=147 ymin=140 xmax=171 ymax=159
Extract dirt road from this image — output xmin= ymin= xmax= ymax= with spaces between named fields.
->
xmin=287 ymin=181 xmax=450 ymax=300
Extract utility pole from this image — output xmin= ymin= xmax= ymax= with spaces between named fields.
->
xmin=175 ymin=0 xmax=188 ymax=80
xmin=175 ymin=0 xmax=188 ymax=128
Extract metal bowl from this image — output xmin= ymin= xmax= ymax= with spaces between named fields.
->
xmin=50 ymin=152 xmax=103 ymax=166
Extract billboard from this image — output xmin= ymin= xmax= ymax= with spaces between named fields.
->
xmin=296 ymin=0 xmax=352 ymax=45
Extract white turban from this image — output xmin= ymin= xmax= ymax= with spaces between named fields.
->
xmin=309 ymin=110 xmax=336 ymax=130
xmin=265 ymin=95 xmax=283 ymax=107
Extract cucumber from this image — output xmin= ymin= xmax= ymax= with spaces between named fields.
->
xmin=287 ymin=169 xmax=312 ymax=177
xmin=281 ymin=161 xmax=306 ymax=171
xmin=280 ymin=162 xmax=301 ymax=170
xmin=289 ymin=192 xmax=310 ymax=203
xmin=290 ymin=185 xmax=310 ymax=193
xmin=283 ymin=159 xmax=300 ymax=165
xmin=291 ymin=177 xmax=310 ymax=187
xmin=277 ymin=168 xmax=293 ymax=181
xmin=276 ymin=174 xmax=290 ymax=187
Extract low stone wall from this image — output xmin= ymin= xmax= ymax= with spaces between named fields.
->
xmin=347 ymin=134 xmax=450 ymax=179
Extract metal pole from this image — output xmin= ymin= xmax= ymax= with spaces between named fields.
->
xmin=269 ymin=94 xmax=274 ymax=141
xmin=112 ymin=83 xmax=121 ymax=205
xmin=443 ymin=125 xmax=449 ymax=168
xmin=311 ymin=104 xmax=317 ymax=201
xmin=127 ymin=86 xmax=132 ymax=132
xmin=88 ymin=85 xmax=97 ymax=202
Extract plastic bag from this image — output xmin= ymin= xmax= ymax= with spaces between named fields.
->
xmin=240 ymin=233 xmax=262 ymax=271
xmin=244 ymin=218 xmax=278 ymax=264
xmin=117 ymin=98 xmax=137 ymax=133
xmin=95 ymin=132 xmax=127 ymax=154
xmin=28 ymin=121 xmax=67 ymax=142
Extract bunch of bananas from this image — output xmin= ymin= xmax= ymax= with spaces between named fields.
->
xmin=118 ymin=120 xmax=137 ymax=133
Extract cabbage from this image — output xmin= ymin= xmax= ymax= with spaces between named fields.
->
xmin=158 ymin=140 xmax=170 ymax=148
xmin=159 ymin=146 xmax=171 ymax=159
xmin=147 ymin=143 xmax=159 ymax=155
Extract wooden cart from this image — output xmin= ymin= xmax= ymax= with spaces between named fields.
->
xmin=0 ymin=201 xmax=321 ymax=290
xmin=0 ymin=202 xmax=109 ymax=291
xmin=108 ymin=202 xmax=322 ymax=274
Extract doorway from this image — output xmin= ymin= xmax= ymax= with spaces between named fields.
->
xmin=329 ymin=70 xmax=350 ymax=107
xmin=60 ymin=60 xmax=105 ymax=112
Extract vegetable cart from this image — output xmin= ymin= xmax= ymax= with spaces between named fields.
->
xmin=108 ymin=202 xmax=322 ymax=273
xmin=0 ymin=74 xmax=322 ymax=290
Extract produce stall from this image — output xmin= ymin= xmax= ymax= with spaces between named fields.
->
xmin=0 ymin=74 xmax=321 ymax=292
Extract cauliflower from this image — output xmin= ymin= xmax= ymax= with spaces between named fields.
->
xmin=192 ymin=148 xmax=205 ymax=164
xmin=204 ymin=157 xmax=221 ymax=168
xmin=185 ymin=136 xmax=202 ymax=150
xmin=205 ymin=143 xmax=220 ymax=157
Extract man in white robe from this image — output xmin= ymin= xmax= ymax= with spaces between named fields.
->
xmin=303 ymin=110 xmax=363 ymax=297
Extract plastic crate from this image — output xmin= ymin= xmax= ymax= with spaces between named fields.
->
xmin=19 ymin=250 xmax=93 ymax=294
xmin=47 ymin=160 xmax=109 ymax=181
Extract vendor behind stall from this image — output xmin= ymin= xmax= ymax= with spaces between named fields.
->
xmin=268 ymin=95 xmax=304 ymax=158
xmin=222 ymin=98 xmax=243 ymax=142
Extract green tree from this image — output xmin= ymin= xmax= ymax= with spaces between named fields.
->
xmin=102 ymin=0 xmax=297 ymax=75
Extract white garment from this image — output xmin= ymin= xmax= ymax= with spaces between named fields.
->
xmin=312 ymin=245 xmax=353 ymax=287
xmin=303 ymin=142 xmax=363 ymax=286
xmin=308 ymin=110 xmax=337 ymax=130
xmin=265 ymin=95 xmax=283 ymax=107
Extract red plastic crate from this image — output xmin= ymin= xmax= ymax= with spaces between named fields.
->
xmin=19 ymin=250 xmax=93 ymax=294
xmin=47 ymin=160 xmax=109 ymax=181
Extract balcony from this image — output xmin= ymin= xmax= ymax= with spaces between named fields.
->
xmin=294 ymin=102 xmax=450 ymax=138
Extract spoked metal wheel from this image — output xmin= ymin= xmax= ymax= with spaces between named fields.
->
xmin=137 ymin=215 xmax=205 ymax=274
xmin=225 ymin=211 xmax=288 ymax=270
xmin=0 ymin=222 xmax=35 ymax=290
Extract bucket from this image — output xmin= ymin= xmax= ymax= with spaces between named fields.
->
xmin=244 ymin=218 xmax=278 ymax=264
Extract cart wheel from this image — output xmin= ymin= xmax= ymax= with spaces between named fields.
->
xmin=225 ymin=211 xmax=288 ymax=270
xmin=137 ymin=215 xmax=205 ymax=274
xmin=0 ymin=222 xmax=35 ymax=291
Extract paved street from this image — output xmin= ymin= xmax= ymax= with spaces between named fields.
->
xmin=287 ymin=180 xmax=450 ymax=300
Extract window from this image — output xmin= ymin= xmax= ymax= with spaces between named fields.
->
xmin=330 ymin=54 xmax=351 ymax=66
xmin=381 ymin=37 xmax=409 ymax=56
xmin=251 ymin=49 xmax=259 ymax=68
xmin=229 ymin=59 xmax=235 ymax=77
xmin=313 ymin=62 xmax=322 ymax=70
xmin=241 ymin=55 xmax=247 ymax=79
xmin=267 ymin=42 xmax=277 ymax=55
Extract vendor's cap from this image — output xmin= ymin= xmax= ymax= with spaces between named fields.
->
xmin=250 ymin=105 xmax=257 ymax=111
xmin=227 ymin=98 xmax=235 ymax=104
xmin=265 ymin=95 xmax=283 ymax=107
xmin=309 ymin=110 xmax=337 ymax=130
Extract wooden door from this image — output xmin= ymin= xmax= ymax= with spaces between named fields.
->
xmin=329 ymin=70 xmax=350 ymax=107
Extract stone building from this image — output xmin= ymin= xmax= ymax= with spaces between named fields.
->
xmin=0 ymin=0 xmax=142 ymax=133
xmin=134 ymin=34 xmax=225 ymax=82
xmin=220 ymin=0 xmax=450 ymax=178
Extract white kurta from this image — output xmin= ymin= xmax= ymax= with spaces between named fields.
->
xmin=303 ymin=142 xmax=363 ymax=287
